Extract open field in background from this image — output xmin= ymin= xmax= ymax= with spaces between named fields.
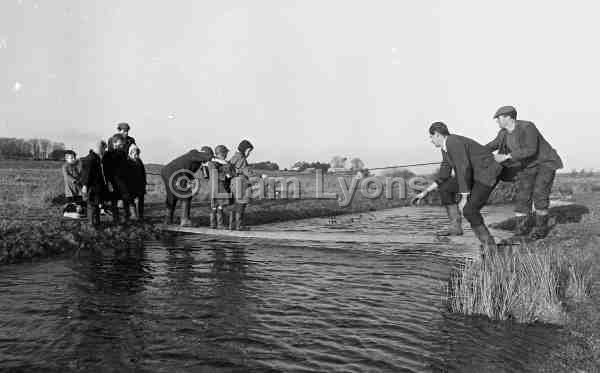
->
xmin=2 ymin=159 xmax=599 ymax=212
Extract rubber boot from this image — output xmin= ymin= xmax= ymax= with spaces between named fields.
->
xmin=235 ymin=205 xmax=248 ymax=231
xmin=229 ymin=210 xmax=235 ymax=230
xmin=129 ymin=202 xmax=138 ymax=221
xmin=436 ymin=204 xmax=463 ymax=236
xmin=122 ymin=200 xmax=131 ymax=223
xmin=137 ymin=196 xmax=144 ymax=222
xmin=209 ymin=209 xmax=217 ymax=229
xmin=88 ymin=202 xmax=100 ymax=227
xmin=472 ymin=224 xmax=497 ymax=252
xmin=216 ymin=208 xmax=225 ymax=229
xmin=112 ymin=199 xmax=120 ymax=223
xmin=529 ymin=214 xmax=551 ymax=240
xmin=180 ymin=199 xmax=193 ymax=227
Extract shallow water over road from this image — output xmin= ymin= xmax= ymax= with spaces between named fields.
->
xmin=0 ymin=206 xmax=563 ymax=372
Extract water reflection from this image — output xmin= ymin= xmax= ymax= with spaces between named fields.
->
xmin=68 ymin=247 xmax=150 ymax=371
xmin=0 ymin=207 xmax=567 ymax=372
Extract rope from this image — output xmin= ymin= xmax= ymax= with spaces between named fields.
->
xmin=146 ymin=161 xmax=441 ymax=176
xmin=366 ymin=162 xmax=441 ymax=171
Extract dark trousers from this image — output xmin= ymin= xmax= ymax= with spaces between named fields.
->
xmin=86 ymin=192 xmax=102 ymax=226
xmin=136 ymin=195 xmax=145 ymax=219
xmin=515 ymin=165 xmax=556 ymax=214
xmin=439 ymin=177 xmax=496 ymax=227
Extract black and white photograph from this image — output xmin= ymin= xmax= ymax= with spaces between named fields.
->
xmin=1 ymin=1 xmax=599 ymax=372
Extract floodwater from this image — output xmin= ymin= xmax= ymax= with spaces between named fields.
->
xmin=0 ymin=206 xmax=564 ymax=372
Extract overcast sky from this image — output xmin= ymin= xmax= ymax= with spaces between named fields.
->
xmin=1 ymin=0 xmax=598 ymax=170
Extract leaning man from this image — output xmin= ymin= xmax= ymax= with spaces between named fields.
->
xmin=487 ymin=106 xmax=563 ymax=240
xmin=413 ymin=122 xmax=502 ymax=250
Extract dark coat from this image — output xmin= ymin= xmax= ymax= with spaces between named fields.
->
xmin=435 ymin=134 xmax=502 ymax=194
xmin=126 ymin=158 xmax=147 ymax=198
xmin=79 ymin=151 xmax=106 ymax=203
xmin=102 ymin=150 xmax=131 ymax=201
xmin=160 ymin=149 xmax=212 ymax=180
xmin=486 ymin=120 xmax=563 ymax=170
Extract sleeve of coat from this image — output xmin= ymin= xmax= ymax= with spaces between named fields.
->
xmin=446 ymin=137 xmax=472 ymax=194
xmin=79 ymin=158 xmax=91 ymax=186
xmin=485 ymin=131 xmax=503 ymax=152
xmin=434 ymin=151 xmax=452 ymax=185
xmin=510 ymin=123 xmax=539 ymax=161
xmin=102 ymin=156 xmax=114 ymax=184
xmin=141 ymin=161 xmax=147 ymax=189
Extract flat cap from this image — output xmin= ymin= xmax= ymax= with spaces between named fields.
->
xmin=493 ymin=106 xmax=517 ymax=119
xmin=117 ymin=122 xmax=130 ymax=130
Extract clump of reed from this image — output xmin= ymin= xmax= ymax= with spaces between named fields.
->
xmin=447 ymin=241 xmax=598 ymax=324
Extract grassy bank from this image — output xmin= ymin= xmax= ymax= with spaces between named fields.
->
xmin=447 ymin=193 xmax=600 ymax=371
xmin=0 ymin=219 xmax=163 ymax=265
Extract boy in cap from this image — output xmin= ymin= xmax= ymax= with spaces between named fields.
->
xmin=487 ymin=106 xmax=563 ymax=241
xmin=108 ymin=122 xmax=136 ymax=151
xmin=228 ymin=139 xmax=254 ymax=230
xmin=80 ymin=141 xmax=108 ymax=226
xmin=208 ymin=145 xmax=234 ymax=229
xmin=160 ymin=146 xmax=215 ymax=226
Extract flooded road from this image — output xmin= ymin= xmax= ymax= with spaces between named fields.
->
xmin=0 ymin=206 xmax=563 ymax=372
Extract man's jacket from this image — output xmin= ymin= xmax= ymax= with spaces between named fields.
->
xmin=160 ymin=149 xmax=212 ymax=180
xmin=486 ymin=120 xmax=563 ymax=170
xmin=435 ymin=134 xmax=502 ymax=194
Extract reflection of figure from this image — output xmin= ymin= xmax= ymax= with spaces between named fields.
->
xmin=69 ymin=249 xmax=150 ymax=370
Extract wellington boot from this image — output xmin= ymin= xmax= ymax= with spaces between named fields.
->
xmin=209 ymin=210 xmax=217 ymax=229
xmin=235 ymin=205 xmax=248 ymax=231
xmin=129 ymin=204 xmax=138 ymax=221
xmin=216 ymin=209 xmax=225 ymax=229
xmin=229 ymin=211 xmax=235 ymax=230
xmin=436 ymin=204 xmax=463 ymax=236
xmin=180 ymin=199 xmax=193 ymax=227
xmin=472 ymin=224 xmax=497 ymax=253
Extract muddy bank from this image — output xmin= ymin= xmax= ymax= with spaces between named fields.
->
xmin=488 ymin=204 xmax=590 ymax=231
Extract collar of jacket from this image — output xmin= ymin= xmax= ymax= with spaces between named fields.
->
xmin=441 ymin=136 xmax=448 ymax=152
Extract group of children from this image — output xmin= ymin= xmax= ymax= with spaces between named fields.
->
xmin=61 ymin=122 xmax=146 ymax=226
xmin=63 ymin=128 xmax=255 ymax=230
xmin=160 ymin=139 xmax=255 ymax=230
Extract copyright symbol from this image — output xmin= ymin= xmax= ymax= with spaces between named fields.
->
xmin=169 ymin=169 xmax=200 ymax=199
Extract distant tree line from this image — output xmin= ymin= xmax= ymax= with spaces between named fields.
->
xmin=250 ymin=161 xmax=280 ymax=171
xmin=0 ymin=137 xmax=66 ymax=161
xmin=291 ymin=161 xmax=331 ymax=172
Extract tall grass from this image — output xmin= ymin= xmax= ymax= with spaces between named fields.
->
xmin=448 ymin=241 xmax=597 ymax=324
